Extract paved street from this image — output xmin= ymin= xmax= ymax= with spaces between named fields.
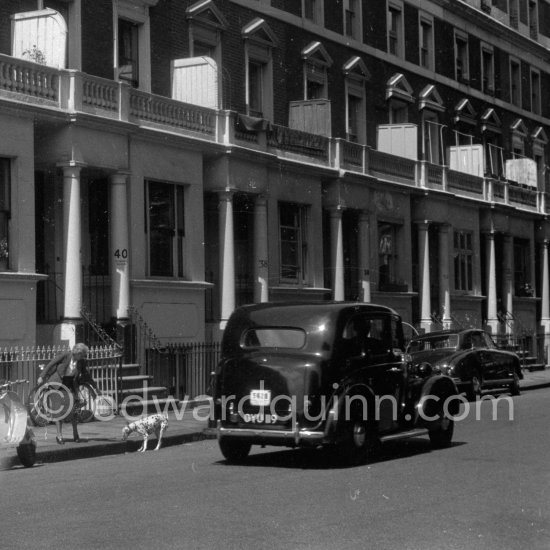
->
xmin=2 ymin=386 xmax=550 ymax=550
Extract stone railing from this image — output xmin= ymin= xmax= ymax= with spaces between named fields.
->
xmin=81 ymin=74 xmax=119 ymax=115
xmin=0 ymin=53 xmax=546 ymax=215
xmin=447 ymin=169 xmax=484 ymax=197
xmin=0 ymin=54 xmax=58 ymax=103
xmin=369 ymin=149 xmax=417 ymax=185
xmin=129 ymin=88 xmax=216 ymax=136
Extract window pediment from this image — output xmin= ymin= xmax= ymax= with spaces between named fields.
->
xmin=510 ymin=118 xmax=528 ymax=137
xmin=454 ymin=98 xmax=477 ymax=125
xmin=242 ymin=18 xmax=277 ymax=47
xmin=419 ymin=84 xmax=444 ymax=112
xmin=186 ymin=0 xmax=228 ymax=30
xmin=481 ymin=108 xmax=501 ymax=133
xmin=386 ymin=73 xmax=413 ymax=103
xmin=301 ymin=41 xmax=333 ymax=67
xmin=532 ymin=126 xmax=548 ymax=144
xmin=342 ymin=56 xmax=370 ymax=80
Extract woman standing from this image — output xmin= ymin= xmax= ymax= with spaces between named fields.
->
xmin=37 ymin=343 xmax=97 ymax=444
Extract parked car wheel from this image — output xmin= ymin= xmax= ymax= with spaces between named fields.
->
xmin=429 ymin=417 xmax=454 ymax=449
xmin=16 ymin=430 xmax=37 ymax=468
xmin=219 ymin=439 xmax=251 ymax=463
xmin=467 ymin=374 xmax=483 ymax=401
xmin=510 ymin=372 xmax=521 ymax=396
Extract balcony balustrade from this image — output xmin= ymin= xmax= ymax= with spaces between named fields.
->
xmin=0 ymin=52 xmax=546 ymax=215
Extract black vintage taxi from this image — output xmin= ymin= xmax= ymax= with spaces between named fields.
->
xmin=212 ymin=302 xmax=460 ymax=464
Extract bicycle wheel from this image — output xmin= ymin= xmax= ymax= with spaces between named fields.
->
xmin=28 ymin=385 xmax=52 ymax=427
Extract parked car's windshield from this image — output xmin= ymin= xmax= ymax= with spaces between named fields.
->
xmin=241 ymin=328 xmax=306 ymax=349
xmin=408 ymin=334 xmax=459 ymax=353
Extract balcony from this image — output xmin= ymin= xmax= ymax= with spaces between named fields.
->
xmin=0 ymin=52 xmax=546 ymax=215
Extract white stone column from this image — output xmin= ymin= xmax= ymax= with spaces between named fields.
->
xmin=253 ymin=195 xmax=269 ymax=303
xmin=358 ymin=212 xmax=371 ymax=303
xmin=439 ymin=224 xmax=452 ymax=329
xmin=62 ymin=164 xmax=83 ymax=320
xmin=329 ymin=207 xmax=345 ymax=301
xmin=485 ymin=231 xmax=499 ymax=335
xmin=418 ymin=222 xmax=432 ymax=332
xmin=110 ymin=173 xmax=130 ymax=320
xmin=540 ymin=240 xmax=550 ymax=364
xmin=502 ymin=233 xmax=514 ymax=334
xmin=219 ymin=190 xmax=235 ymax=328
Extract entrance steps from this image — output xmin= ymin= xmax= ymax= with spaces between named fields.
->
xmin=117 ymin=363 xmax=180 ymax=416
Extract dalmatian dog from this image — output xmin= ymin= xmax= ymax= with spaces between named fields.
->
xmin=122 ymin=413 xmax=168 ymax=452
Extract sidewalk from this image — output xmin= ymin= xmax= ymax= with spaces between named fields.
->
xmin=1 ymin=402 xmax=213 ymax=470
xmin=2 ymin=368 xmax=550 ymax=469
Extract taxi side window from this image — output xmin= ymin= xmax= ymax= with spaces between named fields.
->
xmin=471 ymin=333 xmax=484 ymax=349
xmin=341 ymin=316 xmax=364 ymax=358
xmin=364 ymin=318 xmax=389 ymax=355
xmin=341 ymin=315 xmax=392 ymax=359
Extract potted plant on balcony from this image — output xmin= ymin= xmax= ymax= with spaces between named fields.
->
xmin=0 ymin=237 xmax=9 ymax=270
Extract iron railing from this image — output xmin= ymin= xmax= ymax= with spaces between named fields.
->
xmin=146 ymin=342 xmax=221 ymax=401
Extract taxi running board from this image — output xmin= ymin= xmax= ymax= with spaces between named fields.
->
xmin=380 ymin=428 xmax=429 ymax=443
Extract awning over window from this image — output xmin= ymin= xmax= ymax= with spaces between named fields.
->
xmin=12 ymin=8 xmax=67 ymax=68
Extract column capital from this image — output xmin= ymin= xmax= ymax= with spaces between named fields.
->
xmin=109 ymin=171 xmax=130 ymax=184
xmin=359 ymin=210 xmax=370 ymax=225
xmin=438 ymin=222 xmax=451 ymax=234
xmin=254 ymin=194 xmax=268 ymax=207
xmin=217 ymin=189 xmax=235 ymax=202
xmin=57 ymin=161 xmax=86 ymax=176
xmin=415 ymin=220 xmax=431 ymax=230
xmin=327 ymin=205 xmax=344 ymax=218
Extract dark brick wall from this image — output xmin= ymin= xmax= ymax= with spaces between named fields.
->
xmin=0 ymin=1 xmax=40 ymax=55
xmin=149 ymin=0 xmax=189 ymax=97
xmin=81 ymin=0 xmax=112 ymax=79
xmin=404 ymin=3 xmax=419 ymax=66
xmin=468 ymin=34 xmax=481 ymax=92
xmin=363 ymin=2 xmax=387 ymax=51
xmin=433 ymin=19 xmax=455 ymax=80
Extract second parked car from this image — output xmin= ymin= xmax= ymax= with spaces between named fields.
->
xmin=406 ymin=329 xmax=522 ymax=400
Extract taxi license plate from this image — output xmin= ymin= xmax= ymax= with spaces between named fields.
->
xmin=250 ymin=389 xmax=271 ymax=406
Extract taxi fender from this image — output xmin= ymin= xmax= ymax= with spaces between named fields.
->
xmin=324 ymin=383 xmax=377 ymax=442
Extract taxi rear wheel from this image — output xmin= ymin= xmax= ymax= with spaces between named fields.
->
xmin=341 ymin=418 xmax=378 ymax=466
xmin=429 ymin=417 xmax=454 ymax=449
xmin=219 ymin=438 xmax=251 ymax=463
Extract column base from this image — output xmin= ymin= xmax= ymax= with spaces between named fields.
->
xmin=53 ymin=320 xmax=85 ymax=348
xmin=113 ymin=318 xmax=132 ymax=363
xmin=420 ymin=319 xmax=433 ymax=333
xmin=485 ymin=319 xmax=499 ymax=336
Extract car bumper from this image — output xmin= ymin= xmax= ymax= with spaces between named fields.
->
xmin=217 ymin=421 xmax=326 ymax=447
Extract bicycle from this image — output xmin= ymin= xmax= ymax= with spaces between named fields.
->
xmin=28 ymin=379 xmax=116 ymax=427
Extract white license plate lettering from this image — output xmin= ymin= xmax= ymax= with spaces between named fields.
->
xmin=242 ymin=413 xmax=278 ymax=424
xmin=250 ymin=389 xmax=271 ymax=406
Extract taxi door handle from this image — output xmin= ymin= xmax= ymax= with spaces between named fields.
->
xmin=389 ymin=367 xmax=403 ymax=373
